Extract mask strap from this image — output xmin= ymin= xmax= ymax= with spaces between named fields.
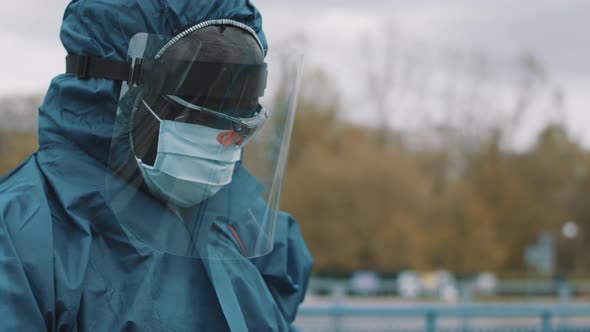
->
xmin=141 ymin=99 xmax=162 ymax=123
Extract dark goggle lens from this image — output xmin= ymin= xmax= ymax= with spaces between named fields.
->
xmin=173 ymin=108 xmax=233 ymax=130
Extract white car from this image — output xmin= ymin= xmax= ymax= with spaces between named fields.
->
xmin=421 ymin=270 xmax=459 ymax=302
xmin=397 ymin=270 xmax=422 ymax=299
xmin=349 ymin=271 xmax=381 ymax=296
xmin=474 ymin=272 xmax=497 ymax=296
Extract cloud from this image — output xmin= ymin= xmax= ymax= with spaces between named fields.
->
xmin=0 ymin=1 xmax=69 ymax=96
xmin=1 ymin=0 xmax=588 ymax=144
xmin=0 ymin=0 xmax=68 ymax=40
xmin=255 ymin=1 xmax=590 ymax=144
xmin=258 ymin=0 xmax=590 ymax=79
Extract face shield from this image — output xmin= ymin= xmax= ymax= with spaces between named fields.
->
xmin=66 ymin=22 xmax=303 ymax=259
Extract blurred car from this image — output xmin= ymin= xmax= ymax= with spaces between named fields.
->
xmin=349 ymin=270 xmax=381 ymax=296
xmin=396 ymin=270 xmax=422 ymax=299
xmin=439 ymin=282 xmax=459 ymax=302
xmin=474 ymin=272 xmax=497 ymax=296
xmin=421 ymin=270 xmax=459 ymax=302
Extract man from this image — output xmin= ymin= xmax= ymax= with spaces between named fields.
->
xmin=0 ymin=0 xmax=313 ymax=330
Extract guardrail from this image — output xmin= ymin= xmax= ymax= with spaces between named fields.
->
xmin=308 ymin=277 xmax=590 ymax=297
xmin=297 ymin=303 xmax=590 ymax=332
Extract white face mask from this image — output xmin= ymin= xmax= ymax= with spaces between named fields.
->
xmin=134 ymin=101 xmax=242 ymax=208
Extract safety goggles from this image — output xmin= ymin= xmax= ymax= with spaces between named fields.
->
xmin=162 ymin=95 xmax=269 ymax=147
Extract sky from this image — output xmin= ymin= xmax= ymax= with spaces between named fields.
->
xmin=256 ymin=0 xmax=590 ymax=144
xmin=0 ymin=0 xmax=588 ymax=142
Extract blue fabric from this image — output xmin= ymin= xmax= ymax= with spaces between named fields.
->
xmin=0 ymin=0 xmax=313 ymax=331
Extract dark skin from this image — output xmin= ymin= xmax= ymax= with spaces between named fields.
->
xmin=132 ymin=25 xmax=264 ymax=166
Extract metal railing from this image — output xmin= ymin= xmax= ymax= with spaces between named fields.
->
xmin=296 ymin=303 xmax=590 ymax=332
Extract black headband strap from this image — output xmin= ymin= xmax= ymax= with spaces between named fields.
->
xmin=65 ymin=54 xmax=267 ymax=98
xmin=66 ymin=54 xmax=135 ymax=82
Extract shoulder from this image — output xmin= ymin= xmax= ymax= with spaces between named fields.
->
xmin=0 ymin=155 xmax=53 ymax=259
xmin=0 ymin=154 xmax=47 ymax=195
xmin=0 ymin=155 xmax=54 ymax=329
xmin=0 ymin=155 xmax=50 ymax=229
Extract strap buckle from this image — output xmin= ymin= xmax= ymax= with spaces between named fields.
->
xmin=128 ymin=58 xmax=144 ymax=86
xmin=75 ymin=54 xmax=90 ymax=79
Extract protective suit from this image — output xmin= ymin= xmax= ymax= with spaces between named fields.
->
xmin=0 ymin=0 xmax=313 ymax=331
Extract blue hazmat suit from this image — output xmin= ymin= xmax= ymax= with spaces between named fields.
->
xmin=0 ymin=0 xmax=313 ymax=331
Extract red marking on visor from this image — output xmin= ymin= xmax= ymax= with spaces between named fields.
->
xmin=217 ymin=131 xmax=244 ymax=147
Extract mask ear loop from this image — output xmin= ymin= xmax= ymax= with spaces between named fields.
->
xmin=141 ymin=99 xmax=163 ymax=122
xmin=128 ymin=95 xmax=142 ymax=160
xmin=130 ymin=98 xmax=163 ymax=164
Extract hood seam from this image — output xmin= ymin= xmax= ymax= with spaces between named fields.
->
xmin=154 ymin=19 xmax=264 ymax=59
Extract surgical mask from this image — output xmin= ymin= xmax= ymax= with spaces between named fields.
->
xmin=134 ymin=100 xmax=242 ymax=208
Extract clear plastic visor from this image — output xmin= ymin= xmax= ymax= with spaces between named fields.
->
xmin=104 ymin=29 xmax=303 ymax=259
